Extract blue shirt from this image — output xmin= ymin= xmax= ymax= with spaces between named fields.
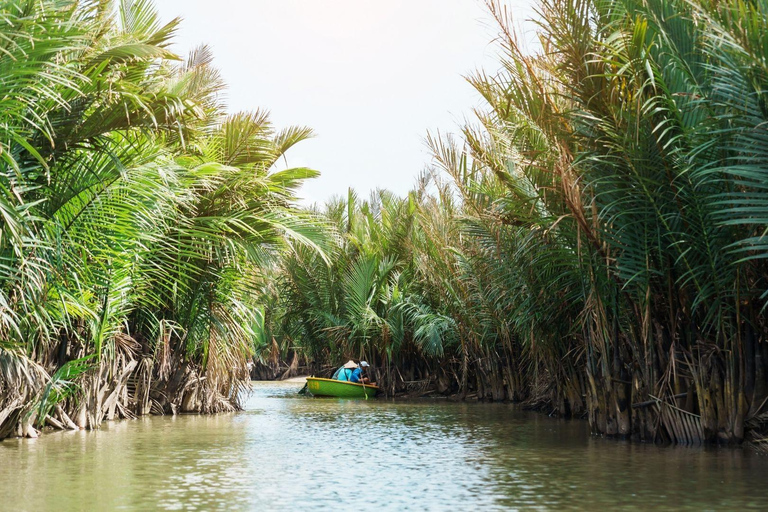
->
xmin=349 ymin=368 xmax=363 ymax=383
xmin=336 ymin=368 xmax=352 ymax=381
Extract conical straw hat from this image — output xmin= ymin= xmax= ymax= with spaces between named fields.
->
xmin=343 ymin=360 xmax=358 ymax=369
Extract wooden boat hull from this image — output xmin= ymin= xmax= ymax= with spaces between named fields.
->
xmin=306 ymin=377 xmax=378 ymax=398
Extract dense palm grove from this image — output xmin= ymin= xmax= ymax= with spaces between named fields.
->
xmin=271 ymin=0 xmax=768 ymax=445
xmin=2 ymin=0 xmax=768 ymax=448
xmin=0 ymin=0 xmax=322 ymax=438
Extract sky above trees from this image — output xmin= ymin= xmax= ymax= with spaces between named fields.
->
xmin=157 ymin=0 xmax=537 ymax=204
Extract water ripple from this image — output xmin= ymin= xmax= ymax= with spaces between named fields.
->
xmin=1 ymin=382 xmax=768 ymax=511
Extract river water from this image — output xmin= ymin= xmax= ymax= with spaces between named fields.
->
xmin=1 ymin=381 xmax=768 ymax=511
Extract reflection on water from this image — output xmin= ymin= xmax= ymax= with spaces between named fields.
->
xmin=1 ymin=382 xmax=768 ymax=510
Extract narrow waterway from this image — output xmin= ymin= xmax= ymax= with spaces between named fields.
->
xmin=2 ymin=381 xmax=768 ymax=511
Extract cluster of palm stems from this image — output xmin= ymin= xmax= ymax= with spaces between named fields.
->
xmin=273 ymin=0 xmax=768 ymax=444
xmin=0 ymin=0 xmax=322 ymax=438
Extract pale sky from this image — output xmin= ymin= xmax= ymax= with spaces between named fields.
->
xmin=156 ymin=0 xmax=537 ymax=204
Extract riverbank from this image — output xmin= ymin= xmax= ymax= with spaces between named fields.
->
xmin=280 ymin=371 xmax=766 ymax=452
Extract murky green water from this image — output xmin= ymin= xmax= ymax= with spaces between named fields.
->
xmin=1 ymin=382 xmax=768 ymax=511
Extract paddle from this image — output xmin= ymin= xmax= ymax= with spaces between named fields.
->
xmin=358 ymin=363 xmax=372 ymax=400
xmin=357 ymin=365 xmax=375 ymax=400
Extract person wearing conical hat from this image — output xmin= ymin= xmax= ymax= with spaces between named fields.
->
xmin=332 ymin=360 xmax=358 ymax=381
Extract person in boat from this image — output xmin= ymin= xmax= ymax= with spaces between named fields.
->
xmin=349 ymin=361 xmax=373 ymax=385
xmin=332 ymin=360 xmax=358 ymax=381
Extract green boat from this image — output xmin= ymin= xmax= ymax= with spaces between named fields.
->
xmin=305 ymin=377 xmax=378 ymax=398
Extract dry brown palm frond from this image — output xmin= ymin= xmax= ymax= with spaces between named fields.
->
xmin=0 ymin=349 xmax=49 ymax=438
